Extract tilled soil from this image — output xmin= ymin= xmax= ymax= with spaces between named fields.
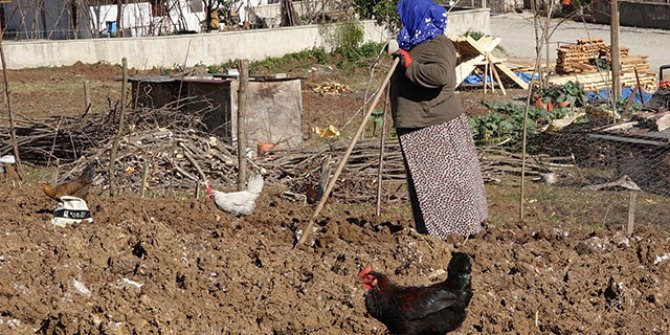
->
xmin=0 ymin=181 xmax=669 ymax=335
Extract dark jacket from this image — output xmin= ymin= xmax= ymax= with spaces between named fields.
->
xmin=390 ymin=35 xmax=465 ymax=129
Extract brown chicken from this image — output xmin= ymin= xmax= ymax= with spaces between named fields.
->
xmin=39 ymin=163 xmax=96 ymax=201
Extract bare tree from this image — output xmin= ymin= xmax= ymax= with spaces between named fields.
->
xmin=116 ymin=0 xmax=126 ymax=36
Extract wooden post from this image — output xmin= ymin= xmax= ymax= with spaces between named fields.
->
xmin=492 ymin=64 xmax=507 ymax=96
xmin=483 ymin=54 xmax=489 ymax=94
xmin=627 ymin=192 xmax=636 ymax=236
xmin=611 ymin=0 xmax=621 ymax=104
xmin=623 ymin=85 xmax=637 ymax=115
xmin=306 ymin=71 xmax=313 ymax=140
xmin=634 ymin=68 xmax=644 ymax=105
xmin=0 ymin=29 xmax=22 ymax=177
xmin=237 ymin=59 xmax=249 ymax=191
xmin=83 ymin=80 xmax=91 ymax=115
xmin=488 ymin=56 xmax=495 ymax=94
xmin=319 ymin=155 xmax=331 ymax=201
xmin=140 ymin=156 xmax=149 ymax=198
xmin=109 ymin=57 xmax=128 ymax=197
xmin=375 ymin=86 xmax=389 ymax=217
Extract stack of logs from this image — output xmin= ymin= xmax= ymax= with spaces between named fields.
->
xmin=555 ymin=38 xmax=614 ymax=74
xmin=553 ymin=38 xmax=655 ymax=91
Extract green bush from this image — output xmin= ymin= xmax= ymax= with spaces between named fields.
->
xmin=470 ymin=101 xmax=569 ymax=150
xmin=352 ymin=0 xmax=451 ymax=32
xmin=319 ymin=19 xmax=365 ymax=55
xmin=216 ymin=42 xmax=385 ymax=74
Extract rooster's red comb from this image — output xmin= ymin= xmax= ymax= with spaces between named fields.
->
xmin=358 ymin=265 xmax=373 ymax=279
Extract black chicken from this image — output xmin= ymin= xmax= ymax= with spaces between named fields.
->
xmin=358 ymin=252 xmax=473 ymax=335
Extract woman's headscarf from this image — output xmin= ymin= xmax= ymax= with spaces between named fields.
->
xmin=396 ymin=0 xmax=448 ymax=50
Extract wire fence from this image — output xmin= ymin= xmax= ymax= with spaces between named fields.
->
xmin=532 ymin=124 xmax=669 ymax=223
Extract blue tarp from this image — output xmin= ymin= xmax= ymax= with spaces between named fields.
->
xmin=586 ymin=87 xmax=653 ymax=105
xmin=462 ymin=71 xmax=537 ymax=85
xmin=462 ymin=72 xmax=654 ymax=106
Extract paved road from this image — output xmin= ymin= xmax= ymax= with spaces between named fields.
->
xmin=490 ymin=13 xmax=670 ymax=78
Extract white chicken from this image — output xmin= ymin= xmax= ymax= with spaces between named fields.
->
xmin=206 ymin=174 xmax=264 ymax=216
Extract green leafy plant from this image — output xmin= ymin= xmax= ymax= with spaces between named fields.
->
xmin=352 ymin=0 xmax=401 ymax=31
xmin=463 ymin=30 xmax=486 ymax=41
xmin=207 ymin=64 xmax=222 ymax=74
xmin=469 ymin=112 xmax=514 ymax=146
xmin=533 ymin=81 xmax=587 ymax=111
xmin=218 ymin=41 xmax=384 ymax=74
xmin=352 ymin=0 xmax=451 ymax=31
xmin=471 ymin=100 xmax=571 ymax=150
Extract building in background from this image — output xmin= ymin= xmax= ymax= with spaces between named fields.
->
xmin=1 ymin=0 xmax=209 ymax=40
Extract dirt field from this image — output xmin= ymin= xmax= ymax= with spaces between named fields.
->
xmin=1 ymin=63 xmax=670 ymax=334
xmin=1 ymin=181 xmax=669 ymax=334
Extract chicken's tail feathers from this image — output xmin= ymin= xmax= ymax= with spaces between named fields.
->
xmin=445 ymin=252 xmax=473 ymax=305
xmin=447 ymin=252 xmax=471 ymax=275
xmin=246 ymin=174 xmax=264 ymax=195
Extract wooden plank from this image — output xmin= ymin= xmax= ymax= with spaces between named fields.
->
xmin=473 ymin=59 xmax=506 ymax=66
xmin=453 ymin=37 xmax=501 ymax=86
xmin=493 ymin=63 xmax=529 ymax=90
xmin=464 ymin=36 xmax=529 ymax=90
xmin=455 ymin=54 xmax=485 ymax=85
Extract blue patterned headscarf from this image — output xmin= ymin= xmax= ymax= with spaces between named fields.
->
xmin=396 ymin=0 xmax=448 ymax=50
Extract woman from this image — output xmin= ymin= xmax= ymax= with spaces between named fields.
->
xmin=390 ymin=0 xmax=488 ymax=239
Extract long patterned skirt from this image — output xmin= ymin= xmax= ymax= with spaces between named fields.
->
xmin=397 ymin=114 xmax=488 ymax=239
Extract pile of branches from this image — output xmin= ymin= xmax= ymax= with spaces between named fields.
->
xmin=36 ymin=130 xmax=569 ymax=201
xmin=2 ymin=94 xmax=570 ymax=201
xmin=65 ymin=127 xmax=242 ymax=192
xmin=65 ymin=132 xmax=566 ymax=200
xmin=65 ymin=135 xmax=405 ymax=196
xmin=254 ymin=140 xmax=568 ymax=202
xmin=478 ymin=147 xmax=576 ymax=183
xmin=0 ymin=97 xmax=217 ymax=166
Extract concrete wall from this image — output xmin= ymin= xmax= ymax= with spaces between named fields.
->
xmin=445 ymin=8 xmax=491 ymax=37
xmin=2 ymin=20 xmax=384 ymax=69
xmin=592 ymin=1 xmax=670 ymax=30
xmin=2 ymin=8 xmax=490 ymax=70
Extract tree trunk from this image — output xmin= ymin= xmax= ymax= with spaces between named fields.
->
xmin=116 ymin=0 xmax=123 ymax=37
